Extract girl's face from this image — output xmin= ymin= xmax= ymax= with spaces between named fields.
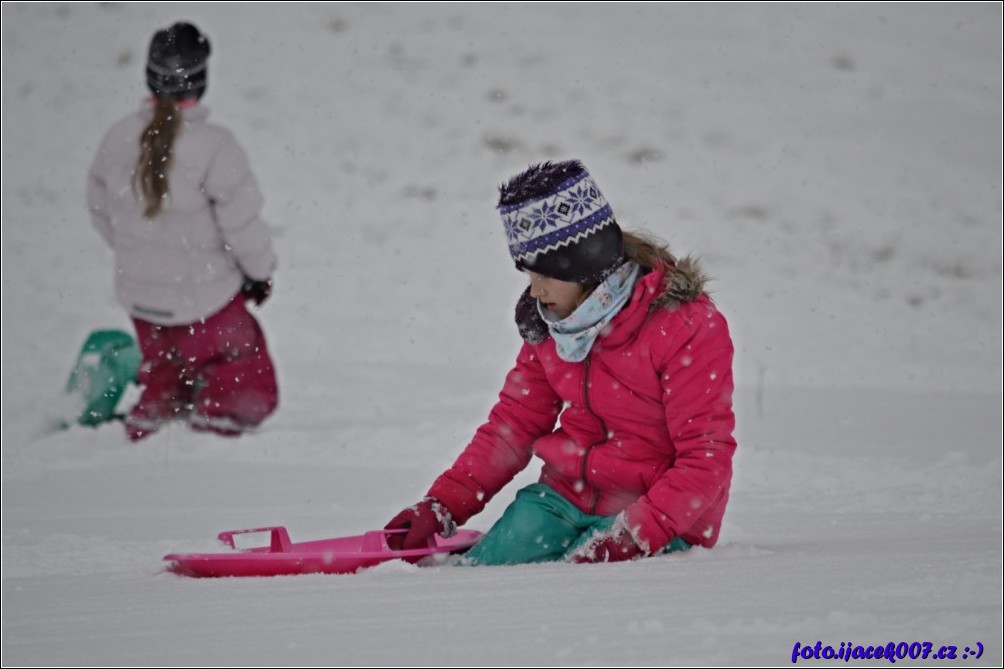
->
xmin=527 ymin=271 xmax=587 ymax=319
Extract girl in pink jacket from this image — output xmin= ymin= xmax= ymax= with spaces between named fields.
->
xmin=87 ymin=22 xmax=278 ymax=441
xmin=386 ymin=160 xmax=737 ymax=564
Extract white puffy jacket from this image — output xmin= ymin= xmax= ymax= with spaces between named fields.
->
xmin=88 ymin=104 xmax=277 ymax=325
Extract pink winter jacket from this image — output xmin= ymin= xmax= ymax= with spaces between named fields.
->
xmin=87 ymin=104 xmax=276 ymax=326
xmin=428 ymin=258 xmax=737 ymax=551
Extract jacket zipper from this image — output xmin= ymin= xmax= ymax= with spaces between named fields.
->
xmin=580 ymin=355 xmax=607 ymax=515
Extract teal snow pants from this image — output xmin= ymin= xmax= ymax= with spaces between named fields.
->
xmin=464 ymin=483 xmax=691 ymax=566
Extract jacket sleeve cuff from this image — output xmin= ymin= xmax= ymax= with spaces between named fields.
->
xmin=427 ymin=472 xmax=487 ymax=526
xmin=623 ymin=504 xmax=672 ymax=555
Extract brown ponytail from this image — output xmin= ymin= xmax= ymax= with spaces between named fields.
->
xmin=623 ymin=229 xmax=709 ymax=304
xmin=135 ymin=97 xmax=181 ymax=218
xmin=622 ymin=230 xmax=679 ymax=270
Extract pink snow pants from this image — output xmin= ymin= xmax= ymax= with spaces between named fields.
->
xmin=128 ymin=295 xmax=278 ymax=439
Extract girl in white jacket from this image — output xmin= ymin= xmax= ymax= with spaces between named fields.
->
xmin=87 ymin=22 xmax=279 ymax=441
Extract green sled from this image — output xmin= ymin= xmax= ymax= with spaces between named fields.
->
xmin=64 ymin=329 xmax=141 ymax=427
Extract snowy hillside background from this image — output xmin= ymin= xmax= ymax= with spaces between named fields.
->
xmin=2 ymin=3 xmax=1001 ymax=665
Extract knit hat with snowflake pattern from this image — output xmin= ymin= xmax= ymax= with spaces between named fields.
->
xmin=498 ymin=160 xmax=624 ymax=284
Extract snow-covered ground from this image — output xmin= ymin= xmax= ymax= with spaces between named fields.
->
xmin=2 ymin=3 xmax=1001 ymax=665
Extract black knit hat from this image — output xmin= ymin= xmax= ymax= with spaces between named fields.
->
xmin=498 ymin=160 xmax=624 ymax=284
xmin=146 ymin=22 xmax=211 ymax=99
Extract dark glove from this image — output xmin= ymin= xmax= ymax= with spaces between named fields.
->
xmin=242 ymin=277 xmax=273 ymax=306
xmin=384 ymin=497 xmax=456 ymax=551
xmin=567 ymin=515 xmax=650 ymax=564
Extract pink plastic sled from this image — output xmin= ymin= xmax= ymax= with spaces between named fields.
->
xmin=164 ymin=526 xmax=482 ymax=577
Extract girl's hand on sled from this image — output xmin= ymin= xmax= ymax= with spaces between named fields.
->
xmin=384 ymin=497 xmax=456 ymax=551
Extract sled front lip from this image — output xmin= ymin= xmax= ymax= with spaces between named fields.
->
xmin=164 ymin=526 xmax=482 ymax=577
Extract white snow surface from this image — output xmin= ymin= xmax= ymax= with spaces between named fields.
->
xmin=2 ymin=3 xmax=1001 ymax=666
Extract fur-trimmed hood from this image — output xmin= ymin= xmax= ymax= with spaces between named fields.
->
xmin=648 ymin=256 xmax=709 ymax=311
xmin=622 ymin=232 xmax=709 ymax=310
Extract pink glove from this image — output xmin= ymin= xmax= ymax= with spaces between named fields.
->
xmin=384 ymin=497 xmax=456 ymax=551
xmin=568 ymin=515 xmax=650 ymax=564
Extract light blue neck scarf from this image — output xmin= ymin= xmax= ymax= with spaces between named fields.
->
xmin=539 ymin=261 xmax=642 ymax=362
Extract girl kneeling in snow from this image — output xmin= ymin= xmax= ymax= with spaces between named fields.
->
xmin=87 ymin=22 xmax=279 ymax=441
xmin=386 ymin=160 xmax=737 ymax=564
